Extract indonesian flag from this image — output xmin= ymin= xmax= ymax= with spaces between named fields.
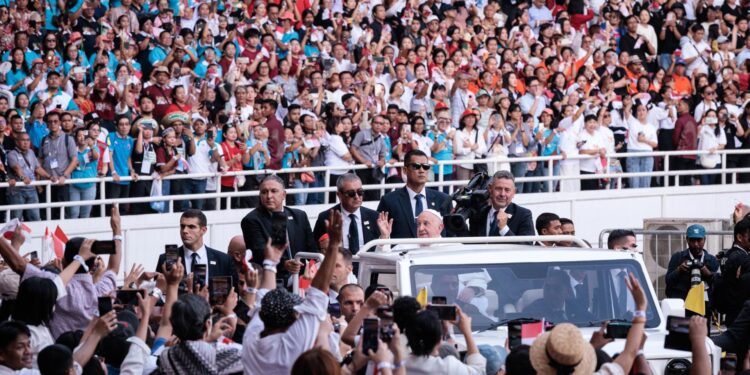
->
xmin=44 ymin=226 xmax=68 ymax=260
xmin=298 ymin=260 xmax=318 ymax=291
xmin=1 ymin=219 xmax=31 ymax=240
xmin=521 ymin=320 xmax=545 ymax=345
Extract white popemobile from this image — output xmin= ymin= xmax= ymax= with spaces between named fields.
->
xmin=311 ymin=236 xmax=721 ymax=375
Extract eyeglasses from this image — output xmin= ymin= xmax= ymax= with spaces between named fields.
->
xmin=408 ymin=163 xmax=431 ymax=170
xmin=340 ymin=189 xmax=365 ymax=198
xmin=46 ymin=38 xmax=56 ymax=42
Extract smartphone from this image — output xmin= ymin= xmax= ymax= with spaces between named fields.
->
xmin=270 ymin=212 xmax=288 ymax=248
xmin=92 ymin=240 xmax=116 ymax=255
xmin=508 ymin=321 xmax=524 ymax=350
xmin=362 ymin=318 xmax=380 ymax=354
xmin=115 ymin=289 xmax=145 ymax=306
xmin=377 ymin=305 xmax=395 ymax=342
xmin=664 ymin=315 xmax=692 ymax=351
xmin=210 ymin=276 xmax=232 ymax=305
xmin=98 ymin=296 xmax=113 ymax=316
xmin=165 ymin=244 xmax=179 ymax=270
xmin=605 ymin=321 xmax=632 ymax=339
xmin=29 ymin=251 xmax=38 ymax=261
xmin=426 ymin=304 xmax=457 ymax=321
xmin=73 ymin=67 xmax=85 ymax=75
xmin=431 ymin=296 xmax=447 ymax=305
xmin=328 ymin=303 xmax=342 ymax=318
xmin=193 ymin=264 xmax=207 ymax=288
xmin=234 ymin=299 xmax=251 ymax=324
xmin=722 ymin=353 xmax=738 ymax=373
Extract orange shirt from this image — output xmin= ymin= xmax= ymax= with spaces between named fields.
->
xmin=672 ymin=74 xmax=693 ymax=98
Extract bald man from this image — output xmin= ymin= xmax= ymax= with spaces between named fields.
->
xmin=227 ymin=235 xmax=247 ymax=271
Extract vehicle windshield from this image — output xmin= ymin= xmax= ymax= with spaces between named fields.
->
xmin=410 ymin=260 xmax=660 ymax=331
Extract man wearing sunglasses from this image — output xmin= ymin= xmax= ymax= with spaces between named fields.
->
xmin=313 ymin=174 xmax=380 ymax=254
xmin=376 ymin=149 xmax=452 ymax=239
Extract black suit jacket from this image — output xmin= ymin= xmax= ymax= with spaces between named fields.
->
xmin=241 ymin=206 xmax=318 ymax=267
xmin=155 ymin=245 xmax=238 ymax=285
xmin=313 ymin=204 xmax=380 ymax=254
xmin=469 ymin=202 xmax=535 ymax=238
xmin=376 ymin=187 xmax=452 ymax=239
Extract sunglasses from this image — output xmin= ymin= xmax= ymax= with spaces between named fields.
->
xmin=409 ymin=163 xmax=431 ymax=170
xmin=341 ymin=189 xmax=364 ymax=198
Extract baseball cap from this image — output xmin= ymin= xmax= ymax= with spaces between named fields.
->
xmin=717 ymin=36 xmax=729 ymax=44
xmin=477 ymin=89 xmax=490 ymax=98
xmin=434 ymin=102 xmax=449 ymax=111
xmin=686 ymin=224 xmax=706 ymax=239
xmin=426 ymin=15 xmax=439 ymax=23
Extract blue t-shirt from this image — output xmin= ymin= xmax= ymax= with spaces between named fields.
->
xmin=281 ymin=142 xmax=298 ymax=169
xmin=2 ymin=50 xmax=41 ymax=70
xmin=148 ymin=46 xmax=168 ymax=66
xmin=107 ymin=133 xmax=134 ymax=185
xmin=6 ymin=68 xmax=28 ymax=95
xmin=428 ymin=132 xmax=454 ymax=174
xmin=244 ymin=139 xmax=267 ymax=169
xmin=26 ymin=120 xmax=49 ymax=150
xmin=541 ymin=128 xmax=560 ymax=157
xmin=72 ymin=148 xmax=99 ymax=189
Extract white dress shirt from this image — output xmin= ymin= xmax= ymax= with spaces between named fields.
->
xmin=341 ymin=207 xmax=364 ymax=251
xmin=184 ymin=245 xmax=208 ymax=284
xmin=610 ymin=269 xmax=636 ymax=313
xmin=242 ymin=287 xmax=328 ymax=375
xmin=486 ymin=206 xmax=510 ymax=236
xmin=406 ymin=186 xmax=427 ymax=219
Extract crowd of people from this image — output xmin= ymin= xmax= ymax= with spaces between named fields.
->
xmin=0 ymin=169 xmax=735 ymax=375
xmin=1 ymin=0 xmax=750 ymax=222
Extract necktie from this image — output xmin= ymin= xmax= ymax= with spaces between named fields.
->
xmin=489 ymin=210 xmax=500 ymax=236
xmin=191 ymin=252 xmax=199 ymax=274
xmin=414 ymin=194 xmax=424 ymax=218
xmin=348 ymin=214 xmax=360 ymax=254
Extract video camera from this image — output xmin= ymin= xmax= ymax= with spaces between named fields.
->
xmin=443 ymin=173 xmax=491 ymax=233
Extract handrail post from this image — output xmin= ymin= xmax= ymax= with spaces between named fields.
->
xmin=663 ymin=154 xmax=670 ymax=187
xmin=721 ymin=152 xmax=727 ymax=185
xmin=324 ymin=169 xmax=331 ymax=204
xmin=45 ymin=182 xmax=51 ymax=220
xmin=548 ymin=159 xmax=554 ymax=193
xmin=100 ymin=180 xmax=107 ymax=218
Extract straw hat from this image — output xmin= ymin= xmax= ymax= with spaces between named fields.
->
xmin=529 ymin=323 xmax=596 ymax=375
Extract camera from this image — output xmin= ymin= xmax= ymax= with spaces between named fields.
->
xmin=687 ymin=259 xmax=704 ymax=286
xmin=443 ymin=173 xmax=490 ymax=233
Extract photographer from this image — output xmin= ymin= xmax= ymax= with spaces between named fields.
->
xmin=665 ymin=224 xmax=719 ymax=302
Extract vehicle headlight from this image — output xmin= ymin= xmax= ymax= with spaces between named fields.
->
xmin=664 ymin=358 xmax=691 ymax=375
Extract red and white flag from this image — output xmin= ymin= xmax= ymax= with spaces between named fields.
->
xmin=0 ymin=219 xmax=31 ymax=240
xmin=521 ymin=320 xmax=545 ymax=345
xmin=43 ymin=226 xmax=68 ymax=260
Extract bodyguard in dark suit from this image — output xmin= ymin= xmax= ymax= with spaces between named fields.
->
xmin=469 ymin=170 xmax=534 ymax=238
xmin=241 ymin=175 xmax=318 ymax=277
xmin=155 ymin=209 xmax=238 ymax=285
xmin=665 ymin=224 xmax=719 ymax=301
xmin=313 ymin=173 xmax=380 ymax=253
xmin=376 ymin=150 xmax=452 ymax=239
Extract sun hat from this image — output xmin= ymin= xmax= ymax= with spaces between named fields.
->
xmin=529 ymin=323 xmax=596 ymax=375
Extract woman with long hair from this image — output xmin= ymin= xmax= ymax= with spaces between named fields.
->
xmin=623 ymin=101 xmax=658 ymax=188
xmin=697 ymin=109 xmax=726 ymax=185
xmin=219 ymin=124 xmax=250 ymax=209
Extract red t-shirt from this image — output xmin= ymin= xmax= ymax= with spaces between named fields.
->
xmin=220 ymin=141 xmax=243 ymax=187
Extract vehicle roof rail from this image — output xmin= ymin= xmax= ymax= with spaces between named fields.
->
xmin=357 ymin=235 xmax=591 ymax=254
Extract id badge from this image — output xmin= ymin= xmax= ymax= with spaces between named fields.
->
xmin=145 ymin=150 xmax=157 ymax=164
xmin=514 ymin=143 xmax=525 ymax=155
xmin=140 ymin=159 xmax=152 ymax=174
xmin=49 ymin=158 xmax=59 ymax=169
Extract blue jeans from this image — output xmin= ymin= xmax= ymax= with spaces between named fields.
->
xmin=183 ymin=179 xmax=208 ymax=210
xmin=525 ymin=163 xmax=547 ymax=193
xmin=306 ymin=171 xmax=325 ymax=205
xmin=7 ymin=189 xmax=40 ymax=221
xmin=293 ymin=179 xmax=309 ymax=205
xmin=68 ymin=186 xmax=96 ymax=219
xmin=510 ymin=158 xmax=528 ymax=193
xmin=700 ymin=165 xmax=721 ymax=185
xmin=627 ymin=152 xmax=654 ymax=188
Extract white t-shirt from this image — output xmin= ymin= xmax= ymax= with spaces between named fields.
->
xmin=323 ymin=134 xmax=353 ymax=174
xmin=579 ymin=130 xmax=604 ymax=173
xmin=626 ymin=117 xmax=658 ymax=151
xmin=698 ymin=124 xmax=727 ymax=167
xmin=682 ymin=38 xmax=710 ymax=76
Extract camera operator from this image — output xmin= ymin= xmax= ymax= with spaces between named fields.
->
xmin=665 ymin=224 xmax=719 ymax=302
xmin=468 ymin=171 xmax=534 ymax=238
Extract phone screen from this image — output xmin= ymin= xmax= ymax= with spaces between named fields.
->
xmin=165 ymin=244 xmax=179 ymax=270
xmin=98 ymin=296 xmax=113 ymax=316
xmin=664 ymin=316 xmax=692 ymax=351
xmin=193 ymin=264 xmax=207 ymax=288
xmin=29 ymin=251 xmax=38 ymax=261
xmin=605 ymin=321 xmax=632 ymax=339
xmin=92 ymin=240 xmax=116 ymax=255
xmin=431 ymin=296 xmax=447 ymax=305
xmin=362 ymin=318 xmax=379 ymax=354
xmin=115 ymin=289 xmax=145 ymax=306
xmin=210 ymin=276 xmax=232 ymax=305
xmin=270 ymin=212 xmax=288 ymax=248
xmin=426 ymin=304 xmax=457 ymax=321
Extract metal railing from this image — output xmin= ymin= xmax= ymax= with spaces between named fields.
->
xmin=2 ymin=148 xmax=749 ymax=221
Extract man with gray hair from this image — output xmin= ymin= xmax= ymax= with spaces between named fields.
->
xmin=313 ymin=173 xmax=380 ymax=254
xmin=469 ymin=170 xmax=534 ymax=238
